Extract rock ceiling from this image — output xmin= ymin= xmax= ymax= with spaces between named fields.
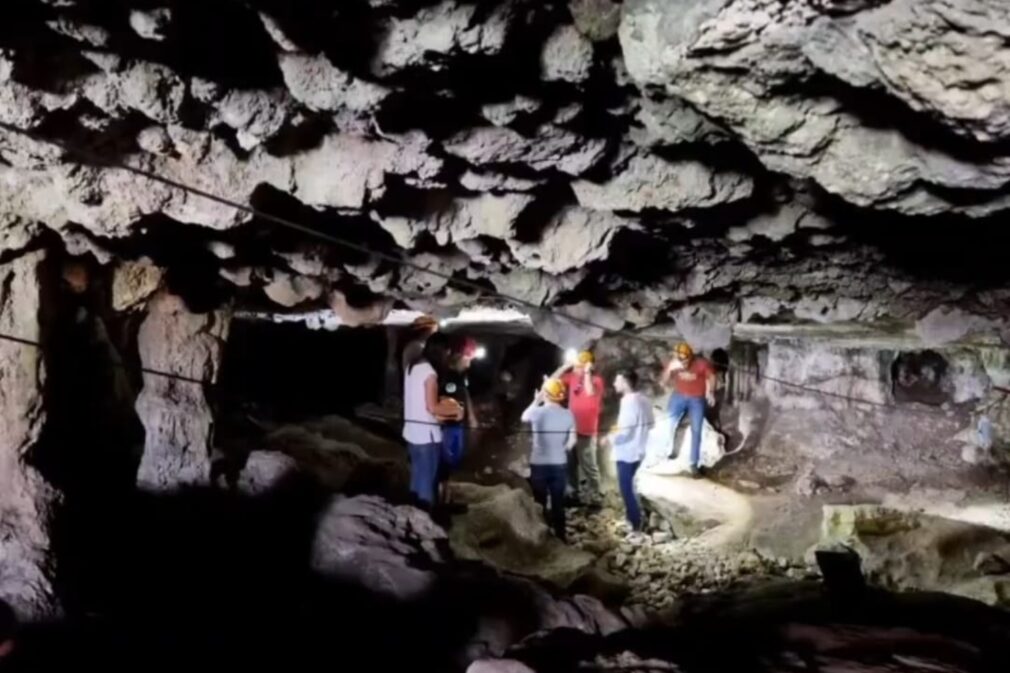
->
xmin=1 ymin=0 xmax=1010 ymax=343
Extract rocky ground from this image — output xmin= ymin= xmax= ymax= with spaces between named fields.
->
xmin=566 ymin=494 xmax=816 ymax=613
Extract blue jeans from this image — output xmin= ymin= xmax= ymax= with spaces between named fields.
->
xmin=616 ymin=460 xmax=642 ymax=530
xmin=408 ymin=442 xmax=441 ymax=506
xmin=530 ymin=464 xmax=567 ymax=540
xmin=668 ymin=393 xmax=706 ymax=468
xmin=441 ymin=424 xmax=465 ymax=471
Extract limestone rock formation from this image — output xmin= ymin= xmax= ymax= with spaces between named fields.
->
xmin=135 ymin=292 xmax=231 ymax=491
xmin=0 ymin=0 xmax=1005 ymax=339
xmin=573 ymin=152 xmax=753 ymax=213
xmin=619 ymin=0 xmax=1010 ymax=217
xmin=0 ymin=251 xmax=59 ymax=619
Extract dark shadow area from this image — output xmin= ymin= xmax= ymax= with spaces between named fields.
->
xmin=892 ymin=350 xmax=951 ymax=406
xmin=9 ymin=474 xmax=565 ymax=672
xmin=29 ymin=253 xmax=147 ymax=613
xmin=811 ymin=185 xmax=1010 ymax=288
xmin=511 ymin=582 xmax=1010 ymax=673
xmin=218 ymin=319 xmax=389 ymax=422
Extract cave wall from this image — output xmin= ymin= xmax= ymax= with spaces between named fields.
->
xmin=135 ymin=291 xmax=231 ymax=491
xmin=592 ymin=329 xmax=1009 ymax=497
xmin=0 ymin=251 xmax=59 ymax=619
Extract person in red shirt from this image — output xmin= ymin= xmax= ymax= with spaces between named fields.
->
xmin=559 ymin=350 xmax=605 ymax=508
xmin=662 ymin=342 xmax=716 ymax=477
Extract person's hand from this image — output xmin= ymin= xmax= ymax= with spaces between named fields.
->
xmin=706 ymin=392 xmax=716 ymax=407
xmin=468 ymin=414 xmax=480 ymax=430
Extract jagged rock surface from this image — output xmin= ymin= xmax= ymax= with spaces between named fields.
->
xmin=135 ymin=292 xmax=231 ymax=491
xmin=0 ymin=0 xmax=1006 ymax=335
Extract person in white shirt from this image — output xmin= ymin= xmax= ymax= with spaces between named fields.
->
xmin=610 ymin=370 xmax=654 ymax=531
xmin=403 ymin=335 xmax=445 ymax=508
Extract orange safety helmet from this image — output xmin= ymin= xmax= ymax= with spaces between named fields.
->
xmin=411 ymin=314 xmax=439 ymax=333
xmin=542 ymin=378 xmax=567 ymax=403
xmin=674 ymin=342 xmax=694 ymax=360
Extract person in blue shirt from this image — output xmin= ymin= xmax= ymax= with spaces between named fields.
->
xmin=522 ymin=378 xmax=576 ymax=541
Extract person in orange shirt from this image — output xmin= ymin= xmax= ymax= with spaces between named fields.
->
xmin=662 ymin=342 xmax=716 ymax=477
xmin=559 ymin=350 xmax=605 ymax=508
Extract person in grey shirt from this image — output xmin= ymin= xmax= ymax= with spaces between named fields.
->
xmin=521 ymin=378 xmax=576 ymax=541
xmin=610 ymin=370 xmax=655 ymax=531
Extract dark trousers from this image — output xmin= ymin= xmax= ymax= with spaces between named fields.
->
xmin=530 ymin=464 xmax=567 ymax=541
xmin=617 ymin=460 xmax=643 ymax=530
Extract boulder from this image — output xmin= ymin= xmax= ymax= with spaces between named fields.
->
xmin=817 ymin=505 xmax=1010 ymax=606
xmin=234 ymin=451 xmax=299 ymax=495
xmin=448 ymin=483 xmax=595 ymax=588
xmin=111 ymin=259 xmax=163 ymax=312
xmin=311 ymin=495 xmax=448 ymax=601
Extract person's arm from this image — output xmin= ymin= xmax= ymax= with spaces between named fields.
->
xmin=521 ymin=391 xmax=544 ymax=423
xmin=565 ymin=426 xmax=577 ymax=451
xmin=661 ymin=360 xmax=677 ymax=390
xmin=424 ymin=372 xmax=439 ymax=415
xmin=612 ymin=397 xmax=634 ymax=445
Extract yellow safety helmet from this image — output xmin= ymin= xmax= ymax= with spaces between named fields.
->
xmin=674 ymin=342 xmax=694 ymax=360
xmin=577 ymin=350 xmax=595 ymax=365
xmin=542 ymin=378 xmax=567 ymax=403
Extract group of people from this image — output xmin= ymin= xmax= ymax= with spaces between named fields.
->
xmin=399 ymin=314 xmax=717 ymax=542
xmin=522 ymin=342 xmax=716 ymax=541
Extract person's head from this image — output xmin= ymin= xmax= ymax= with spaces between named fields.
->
xmin=614 ymin=369 xmax=639 ymax=395
xmin=410 ymin=314 xmax=439 ymax=338
xmin=61 ymin=260 xmax=90 ymax=295
xmin=542 ymin=377 xmax=567 ymax=404
xmin=449 ymin=335 xmax=479 ymax=371
xmin=674 ymin=342 xmax=694 ymax=365
xmin=421 ymin=331 xmax=450 ymax=369
xmin=576 ymin=350 xmax=595 ymax=371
